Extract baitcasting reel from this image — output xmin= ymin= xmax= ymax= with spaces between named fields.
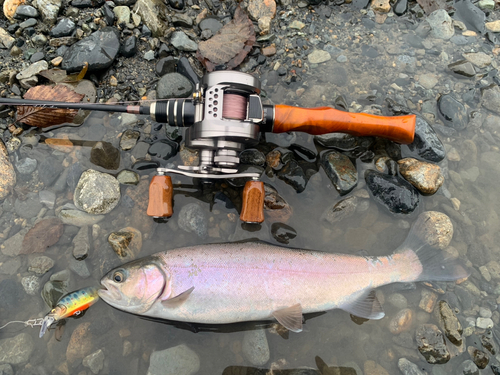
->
xmin=0 ymin=71 xmax=417 ymax=224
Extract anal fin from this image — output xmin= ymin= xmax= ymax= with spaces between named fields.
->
xmin=342 ymin=290 xmax=385 ymax=320
xmin=162 ymin=287 xmax=195 ymax=307
xmin=272 ymin=303 xmax=303 ymax=333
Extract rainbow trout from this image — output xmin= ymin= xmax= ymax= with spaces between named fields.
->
xmin=98 ymin=222 xmax=467 ymax=332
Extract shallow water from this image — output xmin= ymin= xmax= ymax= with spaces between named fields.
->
xmin=1 ymin=3 xmax=500 ymax=375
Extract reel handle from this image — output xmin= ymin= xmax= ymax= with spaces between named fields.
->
xmin=272 ymin=105 xmax=416 ymax=144
xmin=240 ymin=181 xmax=265 ymax=224
xmin=147 ymin=175 xmax=174 ymax=218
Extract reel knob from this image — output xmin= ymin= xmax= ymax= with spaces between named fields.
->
xmin=240 ymin=181 xmax=265 ymax=224
xmin=147 ymin=175 xmax=174 ymax=218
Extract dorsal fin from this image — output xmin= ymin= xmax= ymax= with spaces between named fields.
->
xmin=342 ymin=290 xmax=385 ymax=320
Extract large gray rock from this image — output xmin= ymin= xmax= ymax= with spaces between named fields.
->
xmin=33 ymin=0 xmax=61 ymax=25
xmin=427 ymin=9 xmax=454 ymax=40
xmin=62 ymin=27 xmax=121 ymax=73
xmin=133 ymin=0 xmax=169 ymax=37
xmin=0 ymin=333 xmax=34 ymax=365
xmin=157 ymin=73 xmax=194 ymax=99
xmin=147 ymin=344 xmax=200 ymax=375
xmin=74 ymin=169 xmax=120 ymax=214
xmin=242 ymin=329 xmax=270 ymax=366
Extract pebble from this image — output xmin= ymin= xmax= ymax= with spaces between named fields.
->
xmin=57 ymin=205 xmax=105 ymax=226
xmin=448 ymin=60 xmax=476 ymax=78
xmin=486 ymin=20 xmax=500 ymax=32
xmin=21 ymin=275 xmax=40 ymax=295
xmin=117 ymin=170 xmax=140 ymax=185
xmin=412 ymin=211 xmax=453 ymax=249
xmin=403 ymin=116 xmax=446 ymax=163
xmin=415 ymin=324 xmax=450 ymax=364
xmin=389 ymin=308 xmax=414 ymax=334
xmin=438 ymin=300 xmax=463 ymax=346
xmin=0 ymin=140 xmax=16 ymax=200
xmin=242 ymin=329 xmax=270 ymax=366
xmin=74 ymin=169 xmax=121 ymax=214
xmin=72 ymin=226 xmax=90 ymax=260
xmin=66 ymin=322 xmax=93 ymax=365
xmin=397 ymin=158 xmax=444 ymax=195
xmin=308 ymin=49 xmax=331 ymax=64
xmin=0 ymin=333 xmax=34 ymax=365
xmin=28 ymin=255 xmax=55 ymax=274
xmin=108 ymin=226 xmax=142 ymax=259
xmin=90 ymin=141 xmax=120 ymax=170
xmin=437 ymin=94 xmax=469 ymax=130
xmin=157 ymin=72 xmax=194 ymax=99
xmin=426 ymin=9 xmax=454 ymax=40
xmin=476 ymin=317 xmax=494 ymax=329
xmin=277 ymin=160 xmax=308 ymax=193
xmin=398 ymin=358 xmax=427 ymax=375
xmin=170 ymin=31 xmax=198 ymax=52
xmin=467 ymin=346 xmax=489 ymax=369
xmin=147 ymin=344 xmax=200 ymax=375
xmin=178 ymin=203 xmax=208 ymax=238
xmin=82 ymin=349 xmax=105 ymax=374
xmin=321 ymin=196 xmax=358 ymax=225
xmin=50 ymin=18 xmax=76 ymax=37
xmin=463 ymin=52 xmax=492 ymax=68
xmin=270 ymin=222 xmax=297 ymax=244
xmin=321 ymin=150 xmax=357 ymax=195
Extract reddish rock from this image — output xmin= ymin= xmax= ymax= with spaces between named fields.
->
xmin=66 ymin=322 xmax=92 ymax=366
xmin=389 ymin=308 xmax=414 ymax=334
xmin=21 ymin=217 xmax=64 ymax=254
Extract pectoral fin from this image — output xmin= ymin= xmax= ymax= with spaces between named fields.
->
xmin=272 ymin=303 xmax=303 ymax=333
xmin=342 ymin=290 xmax=385 ymax=320
xmin=161 ymin=287 xmax=195 ymax=307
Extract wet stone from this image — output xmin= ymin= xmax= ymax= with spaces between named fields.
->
xmin=120 ymin=130 xmax=140 ymax=150
xmin=270 ymin=222 xmax=297 ymax=244
xmin=0 ymin=140 xmax=16 ymax=200
xmin=117 ymin=170 xmax=139 ymax=185
xmin=321 ymin=150 xmax=357 ymax=195
xmin=90 ymin=141 xmax=120 ymax=170
xmin=481 ymin=84 xmax=500 ymax=116
xmin=14 ymin=5 xmax=39 ymax=18
xmin=364 ymin=360 xmax=389 ymax=375
xmin=108 ymin=227 xmax=142 ymax=259
xmin=148 ymin=344 xmax=200 ymax=375
xmin=321 ymin=196 xmax=358 ymax=225
xmin=242 ymin=329 xmax=270 ymax=366
xmin=393 ymin=0 xmax=407 ymax=15
xmin=132 ymin=159 xmax=159 ymax=171
xmin=62 ymin=27 xmax=121 ymax=73
xmin=453 ymin=0 xmax=485 ymax=34
xmin=448 ymin=60 xmax=476 ymax=78
xmin=437 ymin=94 xmax=468 ymax=130
xmin=415 ymin=324 xmax=450 ymax=364
xmin=397 ymin=158 xmax=444 ymax=195
xmin=120 ymin=35 xmax=137 ymax=57
xmin=170 ymin=31 xmax=198 ymax=52
xmin=0 ymin=364 xmax=13 ymax=375
xmin=389 ymin=308 xmax=414 ymax=334
xmin=365 ymin=170 xmax=420 ymax=214
xmin=481 ymin=330 xmax=498 ymax=355
xmin=21 ymin=275 xmax=40 ymax=295
xmin=28 ymin=255 xmax=55 ymax=275
xmin=72 ymin=226 xmax=90 ymax=260
xmin=458 ymin=360 xmax=479 ymax=375
xmin=264 ymin=185 xmax=292 ymax=222
xmin=66 ymin=322 xmax=93 ymax=365
xmin=74 ymin=169 xmax=121 ymax=214
xmin=15 ymin=193 xmax=43 ymax=219
xmin=426 ymin=9 xmax=454 ymax=39
xmin=397 ymin=358 xmax=426 ymax=375
xmin=0 ymin=333 xmax=34 ymax=365
xmin=155 ymin=56 xmax=177 ymax=76
xmin=157 ymin=72 xmax=194 ymax=99
xmin=83 ymin=349 xmax=105 ymax=374
xmin=69 ymin=257 xmax=91 ymax=278
xmin=468 ymin=347 xmax=489 ymax=369
xmin=199 ymin=17 xmax=222 ymax=34
xmin=240 ymin=149 xmax=266 ymax=166
xmin=103 ymin=3 xmax=115 ymax=25
xmin=403 ymin=116 xmax=446 ymax=163
xmin=178 ymin=203 xmax=208 ymax=238
xmin=413 ymin=211 xmax=453 ymax=249
xmin=50 ymin=18 xmax=76 ymax=37
xmin=308 ymin=49 xmax=331 ymax=64
xmin=177 ymin=56 xmax=200 ymax=85
xmin=148 ymin=139 xmax=178 ymax=160
xmin=438 ymin=300 xmax=462 ymax=346
xmin=277 ymin=159 xmax=308 ymax=193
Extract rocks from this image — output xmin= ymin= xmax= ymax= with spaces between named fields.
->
xmin=412 ymin=211 xmax=453 ymax=249
xmin=486 ymin=20 xmax=500 ymax=32
xmin=463 ymin=52 xmax=491 ymax=68
xmin=28 ymin=255 xmax=55 ymax=274
xmin=0 ymin=333 xmax=34 ymax=365
xmin=0 ymin=140 xmax=16 ymax=200
xmin=321 ymin=151 xmax=357 ymax=195
xmin=242 ymin=329 xmax=270 ymax=366
xmin=415 ymin=324 xmax=450 ymax=364
xmin=66 ymin=322 xmax=93 ymax=365
xmin=270 ymin=222 xmax=297 ymax=244
xmin=178 ymin=203 xmax=208 ymax=238
xmin=170 ymin=31 xmax=197 ymax=52
xmin=389 ymin=308 xmax=414 ymax=334
xmin=16 ymin=60 xmax=48 ymax=80
xmin=21 ymin=217 xmax=64 ymax=254
xmin=397 ymin=158 xmax=444 ymax=195
xmin=147 ymin=344 xmax=200 ymax=375
xmin=308 ymin=49 xmax=331 ymax=64
xmin=90 ymin=141 xmax=121 ymax=170
xmin=437 ymin=94 xmax=468 ymax=130
xmin=133 ymin=0 xmax=168 ymax=37
xmin=57 ymin=205 xmax=105 ymax=226
xmin=468 ymin=346 xmax=489 ymax=369
xmin=62 ymin=27 xmax=121 ymax=73
xmin=21 ymin=275 xmax=40 ymax=295
xmin=438 ymin=300 xmax=463 ymax=346
xmin=50 ymin=18 xmax=76 ymax=37
xmin=72 ymin=225 xmax=90 ymax=260
xmin=277 ymin=160 xmax=308 ymax=193
xmin=0 ymin=28 xmax=16 ymax=49
xmin=247 ymin=0 xmax=276 ymax=35
xmin=108 ymin=226 xmax=142 ymax=259
xmin=157 ymin=73 xmax=193 ymax=99
xmin=397 ymin=358 xmax=427 ymax=375
xmin=481 ymin=84 xmax=500 ymax=116
xmin=33 ymin=0 xmax=61 ymax=24
xmin=426 ymin=9 xmax=454 ymax=40
xmin=404 ymin=116 xmax=445 ymax=163
xmin=83 ymin=349 xmax=105 ymax=374
xmin=74 ymin=169 xmax=121 ymax=214
xmin=117 ymin=170 xmax=140 ymax=185
xmin=364 ymin=360 xmax=389 ymax=375
xmin=458 ymin=360 xmax=479 ymax=375
xmin=365 ymin=170 xmax=420 ymax=214
xmin=321 ymin=196 xmax=358 ymax=225
xmin=448 ymin=60 xmax=476 ymax=78
xmin=120 ymin=130 xmax=140 ymax=150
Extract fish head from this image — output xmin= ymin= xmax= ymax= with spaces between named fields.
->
xmin=98 ymin=258 xmax=167 ymax=314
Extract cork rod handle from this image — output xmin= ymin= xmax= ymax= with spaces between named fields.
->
xmin=147 ymin=175 xmax=174 ymax=218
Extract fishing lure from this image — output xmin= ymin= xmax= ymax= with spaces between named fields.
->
xmin=39 ymin=286 xmax=100 ymax=338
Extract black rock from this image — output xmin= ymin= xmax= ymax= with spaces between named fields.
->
xmin=448 ymin=60 xmax=476 ymax=78
xmin=23 ymin=27 xmax=36 ymax=37
xmin=289 ymin=144 xmax=317 ymax=163
xmin=168 ymin=0 xmax=184 ymax=9
xmin=103 ymin=4 xmax=115 ymax=26
xmin=148 ymin=140 xmax=178 ymax=160
xmin=437 ymin=94 xmax=468 ymax=130
xmin=50 ymin=18 xmax=76 ymax=38
xmin=315 ymin=133 xmax=374 ymax=152
xmin=71 ymin=0 xmax=105 ymax=7
xmin=14 ymin=5 xmax=39 ymax=19
xmin=39 ymin=156 xmax=64 ymax=187
xmin=271 ymin=222 xmax=297 ymax=244
xmin=177 ymin=56 xmax=200 ymax=85
xmin=132 ymin=159 xmax=160 ymax=171
xmin=158 ymin=43 xmax=170 ymax=58
xmin=416 ymin=324 xmax=450 ymax=364
xmin=365 ymin=169 xmax=420 ymax=214
xmin=141 ymin=25 xmax=151 ymax=37
xmin=453 ymin=0 xmax=486 ymax=34
xmin=120 ymin=36 xmax=137 ymax=57
xmin=393 ymin=0 xmax=407 ymax=15
xmin=155 ymin=56 xmax=177 ymax=76
xmin=277 ymin=160 xmax=308 ymax=193
xmin=7 ymin=23 xmax=20 ymax=33
xmin=320 ymin=150 xmax=357 ymax=195
xmin=90 ymin=141 xmax=120 ymax=170
xmin=240 ymin=149 xmax=266 ymax=166
xmin=199 ymin=17 xmax=223 ymax=34
xmin=62 ymin=27 xmax=121 ymax=73
xmin=157 ymin=72 xmax=193 ymax=99
xmin=402 ymin=116 xmax=446 ymax=162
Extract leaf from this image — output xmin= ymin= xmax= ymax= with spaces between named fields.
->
xmin=3 ymin=0 xmax=25 ymax=21
xmin=196 ymin=7 xmax=255 ymax=71
xmin=39 ymin=62 xmax=89 ymax=84
xmin=17 ymin=85 xmax=85 ymax=128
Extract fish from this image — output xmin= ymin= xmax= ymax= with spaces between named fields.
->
xmin=98 ymin=221 xmax=468 ymax=333
xmin=39 ymin=286 xmax=99 ymax=338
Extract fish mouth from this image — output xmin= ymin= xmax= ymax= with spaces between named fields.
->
xmin=98 ymin=280 xmax=123 ymax=304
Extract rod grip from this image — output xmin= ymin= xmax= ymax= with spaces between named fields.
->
xmin=273 ymin=105 xmax=416 ymax=144
xmin=240 ymin=181 xmax=265 ymax=224
xmin=147 ymin=175 xmax=173 ymax=218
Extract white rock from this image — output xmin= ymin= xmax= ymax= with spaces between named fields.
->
xmin=476 ymin=317 xmax=494 ymax=329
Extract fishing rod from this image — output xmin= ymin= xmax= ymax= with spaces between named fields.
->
xmin=0 ymin=71 xmax=417 ymax=223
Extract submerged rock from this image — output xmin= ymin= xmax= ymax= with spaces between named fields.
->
xmin=365 ymin=170 xmax=420 ymax=214
xmin=468 ymin=346 xmax=489 ymax=369
xmin=108 ymin=227 xmax=142 ymax=259
xmin=74 ymin=169 xmax=121 ymax=214
xmin=148 ymin=344 xmax=200 ymax=375
xmin=277 ymin=159 xmax=308 ymax=193
xmin=416 ymin=324 xmax=450 ymax=364
xmin=21 ymin=217 xmax=64 ymax=254
xmin=453 ymin=0 xmax=486 ymax=34
xmin=412 ymin=211 xmax=453 ymax=249
xmin=33 ymin=0 xmax=61 ymax=24
xmin=321 ymin=196 xmax=358 ymax=225
xmin=0 ymin=140 xmax=16 ymax=200
xmin=90 ymin=141 xmax=120 ymax=170
xmin=270 ymin=222 xmax=297 ymax=244
xmin=438 ymin=300 xmax=463 ymax=346
xmin=178 ymin=203 xmax=208 ymax=238
xmin=320 ymin=150 xmax=357 ymax=195
xmin=426 ymin=9 xmax=454 ymax=40
xmin=437 ymin=94 xmax=468 ymax=130
xmin=242 ymin=329 xmax=270 ymax=366
xmin=397 ymin=358 xmax=427 ymax=375
xmin=397 ymin=158 xmax=444 ymax=195
xmin=263 ymin=184 xmax=292 ymax=222
xmin=62 ymin=27 xmax=121 ymax=73
xmin=403 ymin=116 xmax=446 ymax=162
xmin=0 ymin=333 xmax=34 ymax=365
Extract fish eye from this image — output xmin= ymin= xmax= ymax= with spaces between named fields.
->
xmin=113 ymin=271 xmax=125 ymax=283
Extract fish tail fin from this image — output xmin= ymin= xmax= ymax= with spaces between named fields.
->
xmin=394 ymin=224 xmax=469 ymax=283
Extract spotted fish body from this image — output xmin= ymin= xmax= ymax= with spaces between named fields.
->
xmin=99 ymin=223 xmax=468 ymax=333
xmin=39 ymin=286 xmax=99 ymax=337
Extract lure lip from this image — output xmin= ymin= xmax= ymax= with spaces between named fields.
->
xmin=39 ymin=316 xmax=55 ymax=338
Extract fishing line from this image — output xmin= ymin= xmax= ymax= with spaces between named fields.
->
xmin=0 ymin=318 xmax=43 ymax=330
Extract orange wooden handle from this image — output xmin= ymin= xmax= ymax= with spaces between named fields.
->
xmin=147 ymin=175 xmax=173 ymax=217
xmin=273 ymin=105 xmax=416 ymax=144
xmin=240 ymin=181 xmax=265 ymax=223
